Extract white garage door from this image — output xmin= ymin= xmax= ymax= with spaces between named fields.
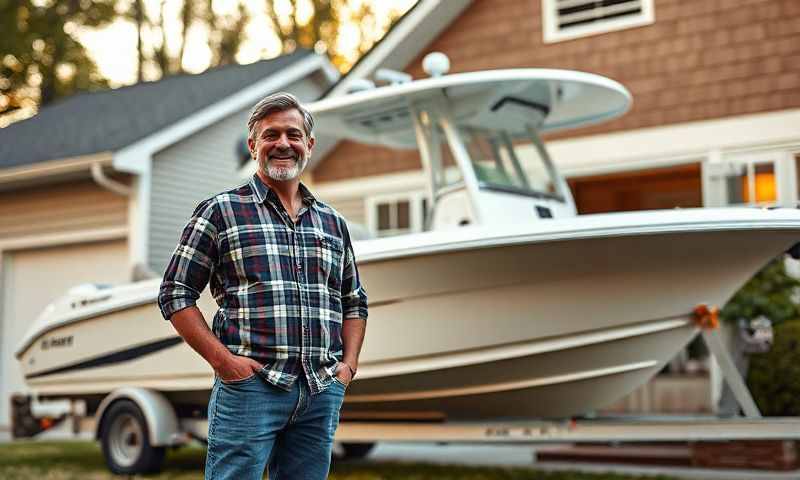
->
xmin=1 ymin=240 xmax=129 ymax=428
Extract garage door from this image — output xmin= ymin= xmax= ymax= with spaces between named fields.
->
xmin=1 ymin=240 xmax=129 ymax=428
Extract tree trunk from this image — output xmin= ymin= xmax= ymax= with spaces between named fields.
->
xmin=135 ymin=0 xmax=144 ymax=82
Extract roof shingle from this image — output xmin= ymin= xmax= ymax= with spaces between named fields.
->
xmin=0 ymin=50 xmax=313 ymax=170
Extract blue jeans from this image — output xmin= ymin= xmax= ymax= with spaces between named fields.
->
xmin=205 ymin=373 xmax=346 ymax=480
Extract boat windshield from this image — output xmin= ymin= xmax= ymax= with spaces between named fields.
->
xmin=459 ymin=126 xmax=562 ymax=200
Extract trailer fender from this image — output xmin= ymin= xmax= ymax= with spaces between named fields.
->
xmin=95 ymin=388 xmax=183 ymax=447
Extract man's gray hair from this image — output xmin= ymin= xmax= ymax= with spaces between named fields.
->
xmin=247 ymin=92 xmax=314 ymax=141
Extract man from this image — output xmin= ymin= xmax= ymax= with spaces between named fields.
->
xmin=158 ymin=92 xmax=367 ymax=480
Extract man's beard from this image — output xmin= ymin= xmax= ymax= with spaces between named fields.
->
xmin=260 ymin=151 xmax=308 ymax=181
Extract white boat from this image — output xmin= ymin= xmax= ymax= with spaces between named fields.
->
xmin=16 ymin=58 xmax=800 ymax=425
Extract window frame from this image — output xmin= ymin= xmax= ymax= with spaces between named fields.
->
xmin=366 ymin=192 xmax=428 ymax=237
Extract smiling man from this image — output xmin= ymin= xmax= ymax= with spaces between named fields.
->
xmin=158 ymin=92 xmax=368 ymax=480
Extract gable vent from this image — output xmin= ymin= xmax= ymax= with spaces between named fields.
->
xmin=542 ymin=0 xmax=654 ymax=43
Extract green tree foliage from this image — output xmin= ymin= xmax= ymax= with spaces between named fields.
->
xmin=748 ymin=320 xmax=800 ymax=416
xmin=0 ymin=0 xmax=115 ymax=122
xmin=721 ymin=255 xmax=800 ymax=326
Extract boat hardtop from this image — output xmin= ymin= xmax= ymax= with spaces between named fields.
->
xmin=310 ymin=68 xmax=632 ymax=148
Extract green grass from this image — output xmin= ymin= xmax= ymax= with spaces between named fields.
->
xmin=0 ymin=441 xmax=679 ymax=480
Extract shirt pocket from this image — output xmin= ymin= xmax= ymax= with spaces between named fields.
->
xmin=309 ymin=232 xmax=345 ymax=290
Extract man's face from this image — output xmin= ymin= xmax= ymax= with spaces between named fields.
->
xmin=248 ymin=108 xmax=314 ymax=182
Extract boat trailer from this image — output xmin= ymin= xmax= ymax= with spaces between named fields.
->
xmin=334 ymin=416 xmax=800 ymax=444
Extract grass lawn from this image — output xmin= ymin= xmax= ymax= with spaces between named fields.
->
xmin=0 ymin=441 xmax=681 ymax=480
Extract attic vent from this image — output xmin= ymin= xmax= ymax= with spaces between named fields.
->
xmin=542 ymin=0 xmax=654 ymax=43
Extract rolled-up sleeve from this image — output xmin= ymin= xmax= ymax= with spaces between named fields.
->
xmin=340 ymin=222 xmax=368 ymax=321
xmin=158 ymin=199 xmax=219 ymax=320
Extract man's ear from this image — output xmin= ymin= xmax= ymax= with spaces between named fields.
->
xmin=247 ymin=137 xmax=255 ymax=158
xmin=307 ymin=136 xmax=315 ymax=155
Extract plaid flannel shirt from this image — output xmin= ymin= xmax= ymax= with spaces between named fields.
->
xmin=158 ymin=175 xmax=368 ymax=395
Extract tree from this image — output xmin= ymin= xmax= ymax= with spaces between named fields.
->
xmin=265 ymin=0 xmax=405 ymax=71
xmin=721 ymin=255 xmax=800 ymax=326
xmin=128 ymin=0 xmax=251 ymax=80
xmin=0 ymin=0 xmax=115 ymax=124
xmin=127 ymin=0 xmax=406 ymax=79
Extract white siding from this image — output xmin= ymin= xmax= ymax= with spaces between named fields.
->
xmin=147 ymin=80 xmax=325 ymax=274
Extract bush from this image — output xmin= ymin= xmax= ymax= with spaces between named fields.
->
xmin=748 ymin=319 xmax=800 ymax=416
xmin=721 ymin=256 xmax=800 ymax=326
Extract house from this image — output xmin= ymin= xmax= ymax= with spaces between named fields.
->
xmin=0 ymin=50 xmax=338 ymax=429
xmin=305 ymin=0 xmax=800 ymax=412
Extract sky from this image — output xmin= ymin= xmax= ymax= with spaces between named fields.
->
xmin=77 ymin=0 xmax=418 ymax=87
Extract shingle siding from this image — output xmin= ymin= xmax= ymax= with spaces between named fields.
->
xmin=314 ymin=0 xmax=800 ymax=183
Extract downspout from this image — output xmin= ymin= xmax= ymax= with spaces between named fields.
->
xmin=91 ymin=162 xmax=157 ymax=280
xmin=90 ymin=162 xmax=132 ymax=197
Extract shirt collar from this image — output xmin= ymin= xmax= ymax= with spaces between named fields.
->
xmin=250 ymin=174 xmax=317 ymax=208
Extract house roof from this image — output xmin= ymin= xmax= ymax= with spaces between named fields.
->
xmin=0 ymin=49 xmax=314 ymax=170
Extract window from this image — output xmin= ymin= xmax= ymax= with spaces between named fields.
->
xmin=367 ymin=193 xmax=427 ymax=237
xmin=542 ymin=0 xmax=655 ymax=43
xmin=724 ymin=161 xmax=777 ymax=206
xmin=795 ymin=154 xmax=800 ymax=202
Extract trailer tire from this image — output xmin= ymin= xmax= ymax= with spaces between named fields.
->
xmin=341 ymin=442 xmax=375 ymax=459
xmin=100 ymin=400 xmax=165 ymax=474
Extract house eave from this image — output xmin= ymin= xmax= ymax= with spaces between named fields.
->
xmin=0 ymin=152 xmax=115 ymax=192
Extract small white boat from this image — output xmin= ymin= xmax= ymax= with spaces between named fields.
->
xmin=17 ymin=57 xmax=800 ymax=422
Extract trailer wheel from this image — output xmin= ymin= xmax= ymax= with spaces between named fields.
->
xmin=100 ymin=400 xmax=165 ymax=474
xmin=341 ymin=442 xmax=375 ymax=459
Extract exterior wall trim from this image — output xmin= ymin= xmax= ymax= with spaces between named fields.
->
xmin=550 ymin=109 xmax=800 ymax=178
xmin=0 ymin=152 xmax=113 ymax=186
xmin=316 ymin=170 xmax=427 ymax=200
xmin=0 ymin=226 xmax=128 ymax=252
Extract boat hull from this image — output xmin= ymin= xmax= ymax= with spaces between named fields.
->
xmin=17 ymin=219 xmax=800 ymax=419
